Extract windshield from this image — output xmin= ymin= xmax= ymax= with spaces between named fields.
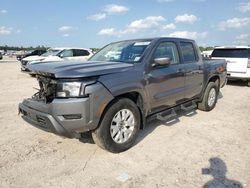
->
xmin=211 ymin=49 xmax=250 ymax=58
xmin=89 ymin=40 xmax=152 ymax=63
xmin=41 ymin=49 xmax=61 ymax=57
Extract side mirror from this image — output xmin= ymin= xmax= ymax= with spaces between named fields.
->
xmin=152 ymin=57 xmax=171 ymax=67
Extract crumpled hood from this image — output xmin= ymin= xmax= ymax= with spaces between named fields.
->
xmin=27 ymin=61 xmax=134 ymax=78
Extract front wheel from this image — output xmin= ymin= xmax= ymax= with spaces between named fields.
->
xmin=198 ymin=82 xmax=219 ymax=111
xmin=92 ymin=98 xmax=141 ymax=153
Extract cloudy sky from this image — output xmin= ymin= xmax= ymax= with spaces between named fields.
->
xmin=0 ymin=0 xmax=250 ymax=48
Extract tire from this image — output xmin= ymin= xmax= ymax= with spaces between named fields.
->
xmin=92 ymin=98 xmax=141 ymax=153
xmin=198 ymin=82 xmax=218 ymax=111
xmin=247 ymin=81 xmax=250 ymax=87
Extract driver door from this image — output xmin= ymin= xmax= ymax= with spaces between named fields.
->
xmin=145 ymin=41 xmax=185 ymax=111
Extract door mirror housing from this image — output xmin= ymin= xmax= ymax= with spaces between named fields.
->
xmin=152 ymin=57 xmax=171 ymax=67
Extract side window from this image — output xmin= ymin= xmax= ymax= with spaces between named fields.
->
xmin=153 ymin=42 xmax=180 ymax=65
xmin=121 ymin=44 xmax=148 ymax=62
xmin=60 ymin=49 xmax=73 ymax=57
xmin=180 ymin=42 xmax=197 ymax=63
xmin=73 ymin=49 xmax=90 ymax=56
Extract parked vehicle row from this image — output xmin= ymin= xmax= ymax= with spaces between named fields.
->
xmin=21 ymin=48 xmax=93 ymax=72
xmin=16 ymin=49 xmax=47 ymax=61
xmin=19 ymin=37 xmax=227 ymax=152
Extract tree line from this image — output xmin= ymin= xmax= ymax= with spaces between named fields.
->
xmin=0 ymin=45 xmax=48 ymax=52
xmin=0 ymin=45 xmax=214 ymax=52
xmin=0 ymin=45 xmax=100 ymax=53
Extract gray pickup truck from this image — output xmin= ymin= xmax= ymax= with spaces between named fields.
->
xmin=19 ymin=38 xmax=227 ymax=153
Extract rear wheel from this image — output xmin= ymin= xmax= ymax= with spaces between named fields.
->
xmin=247 ymin=80 xmax=250 ymax=87
xmin=198 ymin=82 xmax=218 ymax=111
xmin=92 ymin=98 xmax=141 ymax=153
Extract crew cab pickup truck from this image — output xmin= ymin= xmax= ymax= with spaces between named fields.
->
xmin=211 ymin=46 xmax=250 ymax=86
xmin=19 ymin=38 xmax=227 ymax=153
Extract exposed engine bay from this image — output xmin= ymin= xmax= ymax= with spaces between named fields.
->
xmin=32 ymin=76 xmax=56 ymax=103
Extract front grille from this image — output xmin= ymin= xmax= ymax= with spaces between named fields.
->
xmin=36 ymin=115 xmax=46 ymax=126
xmin=32 ymin=76 xmax=56 ymax=103
xmin=19 ymin=107 xmax=48 ymax=129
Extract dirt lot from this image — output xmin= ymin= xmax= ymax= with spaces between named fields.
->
xmin=0 ymin=59 xmax=249 ymax=188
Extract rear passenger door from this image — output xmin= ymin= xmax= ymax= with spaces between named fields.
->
xmin=179 ymin=41 xmax=204 ymax=100
xmin=146 ymin=41 xmax=186 ymax=110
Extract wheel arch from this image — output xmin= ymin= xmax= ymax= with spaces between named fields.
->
xmin=199 ymin=75 xmax=220 ymax=102
xmin=205 ymin=75 xmax=221 ymax=94
xmin=208 ymin=75 xmax=220 ymax=88
xmin=97 ymin=91 xmax=146 ymax=131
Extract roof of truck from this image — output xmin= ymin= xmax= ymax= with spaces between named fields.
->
xmin=107 ymin=37 xmax=196 ymax=45
xmin=128 ymin=37 xmax=194 ymax=41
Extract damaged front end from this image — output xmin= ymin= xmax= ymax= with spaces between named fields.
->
xmin=18 ymin=73 xmax=106 ymax=138
xmin=18 ymin=75 xmax=85 ymax=138
xmin=32 ymin=76 xmax=57 ymax=103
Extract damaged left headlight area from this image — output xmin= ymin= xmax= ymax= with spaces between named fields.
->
xmin=56 ymin=82 xmax=86 ymax=98
xmin=32 ymin=76 xmax=57 ymax=103
xmin=31 ymin=76 xmax=90 ymax=103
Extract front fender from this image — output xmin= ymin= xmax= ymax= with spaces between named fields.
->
xmin=84 ymin=82 xmax=114 ymax=130
xmin=105 ymin=81 xmax=150 ymax=115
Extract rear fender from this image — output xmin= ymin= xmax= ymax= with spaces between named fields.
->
xmin=199 ymin=75 xmax=220 ymax=101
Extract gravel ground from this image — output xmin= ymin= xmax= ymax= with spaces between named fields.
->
xmin=0 ymin=60 xmax=249 ymax=188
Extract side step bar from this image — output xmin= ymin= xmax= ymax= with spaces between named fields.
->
xmin=156 ymin=109 xmax=177 ymax=122
xmin=180 ymin=101 xmax=197 ymax=111
xmin=155 ymin=100 xmax=197 ymax=122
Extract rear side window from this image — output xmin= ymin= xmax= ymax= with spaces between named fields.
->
xmin=211 ymin=49 xmax=250 ymax=58
xmin=180 ymin=42 xmax=197 ymax=63
xmin=73 ymin=49 xmax=90 ymax=56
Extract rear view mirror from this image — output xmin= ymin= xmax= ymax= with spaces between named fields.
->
xmin=152 ymin=57 xmax=171 ymax=67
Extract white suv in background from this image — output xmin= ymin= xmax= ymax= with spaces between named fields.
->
xmin=21 ymin=48 xmax=93 ymax=72
xmin=211 ymin=46 xmax=250 ymax=86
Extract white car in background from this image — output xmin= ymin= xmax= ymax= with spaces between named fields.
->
xmin=21 ymin=48 xmax=93 ymax=72
xmin=211 ymin=46 xmax=250 ymax=86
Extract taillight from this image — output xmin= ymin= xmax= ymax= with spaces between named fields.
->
xmin=248 ymin=59 xmax=250 ymax=68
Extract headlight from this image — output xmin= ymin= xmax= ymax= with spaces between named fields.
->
xmin=56 ymin=82 xmax=85 ymax=98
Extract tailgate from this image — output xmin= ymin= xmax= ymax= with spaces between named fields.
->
xmin=225 ymin=58 xmax=248 ymax=73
